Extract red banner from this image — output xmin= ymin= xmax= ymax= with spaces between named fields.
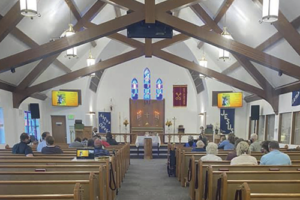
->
xmin=173 ymin=85 xmax=187 ymax=107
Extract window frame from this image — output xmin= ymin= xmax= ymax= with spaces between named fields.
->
xmin=278 ymin=112 xmax=292 ymax=144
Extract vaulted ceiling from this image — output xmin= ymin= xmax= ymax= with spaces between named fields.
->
xmin=0 ymin=0 xmax=299 ymax=113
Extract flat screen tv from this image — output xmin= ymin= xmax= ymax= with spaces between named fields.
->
xmin=52 ymin=91 xmax=79 ymax=107
xmin=217 ymin=92 xmax=243 ymax=108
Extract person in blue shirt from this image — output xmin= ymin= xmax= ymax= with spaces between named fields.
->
xmin=37 ymin=132 xmax=50 ymax=152
xmin=218 ymin=133 xmax=235 ymax=150
xmin=184 ymin=136 xmax=196 ymax=147
xmin=192 ymin=140 xmax=206 ymax=152
xmin=260 ymin=141 xmax=291 ymax=165
xmin=94 ymin=139 xmax=110 ymax=157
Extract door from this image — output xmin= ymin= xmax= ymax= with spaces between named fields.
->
xmin=51 ymin=116 xmax=67 ymax=143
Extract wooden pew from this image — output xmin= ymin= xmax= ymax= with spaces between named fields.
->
xmin=208 ymin=167 xmax=300 ymax=200
xmin=221 ymin=178 xmax=300 ymax=200
xmin=0 ymin=183 xmax=82 ymax=200
xmin=240 ymin=182 xmax=300 ymax=200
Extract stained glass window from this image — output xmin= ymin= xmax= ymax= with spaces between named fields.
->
xmin=131 ymin=78 xmax=138 ymax=100
xmin=144 ymin=68 xmax=151 ymax=100
xmin=156 ymin=78 xmax=163 ymax=100
xmin=24 ymin=111 xmax=40 ymax=140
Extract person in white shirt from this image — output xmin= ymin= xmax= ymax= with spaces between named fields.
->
xmin=231 ymin=141 xmax=258 ymax=165
xmin=201 ymin=142 xmax=222 ymax=161
xmin=250 ymin=133 xmax=261 ymax=152
xmin=37 ymin=132 xmax=50 ymax=152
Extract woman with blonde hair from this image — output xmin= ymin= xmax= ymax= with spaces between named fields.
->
xmin=201 ymin=142 xmax=222 ymax=161
xmin=230 ymin=141 xmax=258 ymax=165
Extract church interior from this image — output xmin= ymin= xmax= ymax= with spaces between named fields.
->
xmin=0 ymin=0 xmax=300 ymax=199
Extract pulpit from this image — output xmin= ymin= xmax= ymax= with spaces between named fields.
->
xmin=144 ymin=138 xmax=153 ymax=159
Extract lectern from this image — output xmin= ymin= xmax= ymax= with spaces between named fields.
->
xmin=144 ymin=138 xmax=153 ymax=159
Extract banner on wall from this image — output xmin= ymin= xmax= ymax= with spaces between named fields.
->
xmin=220 ymin=109 xmax=235 ymax=134
xmin=292 ymin=90 xmax=300 ymax=106
xmin=98 ymin=112 xmax=111 ymax=133
xmin=173 ymin=85 xmax=187 ymax=107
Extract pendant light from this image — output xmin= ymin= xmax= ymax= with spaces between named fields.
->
xmin=218 ymin=13 xmax=232 ymax=61
xmin=262 ymin=0 xmax=279 ymax=23
xmin=20 ymin=0 xmax=38 ymax=17
xmin=87 ymin=50 xmax=96 ymax=77
xmin=199 ymin=45 xmax=208 ymax=78
xmin=65 ymin=24 xmax=77 ymax=58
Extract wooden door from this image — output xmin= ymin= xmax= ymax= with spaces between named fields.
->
xmin=51 ymin=116 xmax=67 ymax=143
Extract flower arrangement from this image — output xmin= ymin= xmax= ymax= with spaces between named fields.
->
xmin=123 ymin=119 xmax=129 ymax=127
xmin=165 ymin=120 xmax=172 ymax=127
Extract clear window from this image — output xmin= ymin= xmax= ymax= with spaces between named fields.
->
xmin=293 ymin=112 xmax=300 ymax=144
xmin=0 ymin=108 xmax=5 ymax=144
xmin=258 ymin=115 xmax=265 ymax=141
xmin=24 ymin=111 xmax=40 ymax=140
xmin=266 ymin=114 xmax=275 ymax=141
xmin=279 ymin=112 xmax=292 ymax=144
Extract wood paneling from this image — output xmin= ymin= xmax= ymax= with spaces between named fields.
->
xmin=145 ymin=0 xmax=155 ymax=24
xmin=145 ymin=38 xmax=152 ymax=57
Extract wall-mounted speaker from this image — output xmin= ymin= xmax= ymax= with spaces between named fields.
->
xmin=29 ymin=103 xmax=40 ymax=119
xmin=251 ymin=105 xmax=260 ymax=121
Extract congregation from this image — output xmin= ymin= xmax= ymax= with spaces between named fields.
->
xmin=11 ymin=128 xmax=118 ymax=157
xmin=184 ymin=133 xmax=292 ymax=166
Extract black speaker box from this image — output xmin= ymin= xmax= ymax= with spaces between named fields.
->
xmin=29 ymin=103 xmax=40 ymax=119
xmin=251 ymin=105 xmax=260 ymax=121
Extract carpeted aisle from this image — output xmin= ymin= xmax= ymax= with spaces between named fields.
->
xmin=116 ymin=159 xmax=190 ymax=200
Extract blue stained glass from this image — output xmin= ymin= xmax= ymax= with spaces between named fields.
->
xmin=156 ymin=78 xmax=163 ymax=100
xmin=131 ymin=78 xmax=138 ymax=100
xmin=144 ymin=68 xmax=151 ymax=100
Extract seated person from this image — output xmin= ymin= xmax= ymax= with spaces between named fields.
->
xmin=37 ymin=132 xmax=50 ymax=152
xmin=69 ymin=137 xmax=84 ymax=148
xmin=218 ymin=133 xmax=235 ymax=150
xmin=184 ymin=136 xmax=196 ymax=147
xmin=249 ymin=133 xmax=261 ymax=152
xmin=192 ymin=140 xmax=206 ymax=152
xmin=226 ymin=138 xmax=244 ymax=161
xmin=12 ymin=133 xmax=33 ymax=157
xmin=81 ymin=138 xmax=88 ymax=147
xmin=260 ymin=141 xmax=291 ymax=165
xmin=261 ymin=140 xmax=270 ymax=154
xmin=41 ymin=136 xmax=63 ymax=154
xmin=106 ymin=133 xmax=118 ymax=145
xmin=201 ymin=142 xmax=222 ymax=161
xmin=87 ymin=139 xmax=95 ymax=147
xmin=94 ymin=139 xmax=110 ymax=157
xmin=101 ymin=137 xmax=110 ymax=148
xmin=230 ymin=141 xmax=258 ymax=165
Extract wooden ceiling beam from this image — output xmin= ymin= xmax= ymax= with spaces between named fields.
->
xmin=108 ymin=0 xmax=144 ymax=11
xmin=153 ymin=34 xmax=190 ymax=49
xmin=156 ymin=0 xmax=201 ymax=13
xmin=257 ymin=0 xmax=300 ymax=56
xmin=190 ymin=4 xmax=274 ymax=91
xmin=21 ymin=49 xmax=144 ymax=96
xmin=156 ymin=12 xmax=300 ymax=79
xmin=223 ymin=15 xmax=300 ymax=74
xmin=0 ymin=11 xmax=144 ymax=73
xmin=145 ymin=38 xmax=152 ymax=57
xmin=152 ymin=48 xmax=266 ymax=98
xmin=53 ymin=60 xmax=72 ymax=73
xmin=0 ymin=81 xmax=15 ymax=92
xmin=145 ymin=0 xmax=155 ymax=24
xmin=276 ymin=81 xmax=300 ymax=94
xmin=214 ymin=0 xmax=235 ymax=23
xmin=0 ymin=2 xmax=23 ymax=43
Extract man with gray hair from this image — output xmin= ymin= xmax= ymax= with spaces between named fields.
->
xmin=260 ymin=141 xmax=291 ymax=165
xmin=250 ymin=133 xmax=261 ymax=152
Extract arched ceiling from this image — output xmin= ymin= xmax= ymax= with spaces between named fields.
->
xmin=0 ymin=0 xmax=299 ymax=112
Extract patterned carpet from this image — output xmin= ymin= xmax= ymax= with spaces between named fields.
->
xmin=116 ymin=159 xmax=190 ymax=200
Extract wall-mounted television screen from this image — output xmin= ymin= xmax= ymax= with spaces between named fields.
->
xmin=52 ymin=91 xmax=79 ymax=107
xmin=217 ymin=92 xmax=243 ymax=108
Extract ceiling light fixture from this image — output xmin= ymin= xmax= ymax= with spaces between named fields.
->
xmin=20 ymin=0 xmax=39 ymax=17
xmin=87 ymin=50 xmax=96 ymax=77
xmin=219 ymin=27 xmax=232 ymax=61
xmin=65 ymin=24 xmax=77 ymax=58
xmin=262 ymin=0 xmax=279 ymax=23
xmin=198 ymin=46 xmax=208 ymax=78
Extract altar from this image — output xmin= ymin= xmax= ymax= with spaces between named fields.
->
xmin=129 ymin=99 xmax=165 ymax=144
xmin=135 ymin=136 xmax=161 ymax=147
